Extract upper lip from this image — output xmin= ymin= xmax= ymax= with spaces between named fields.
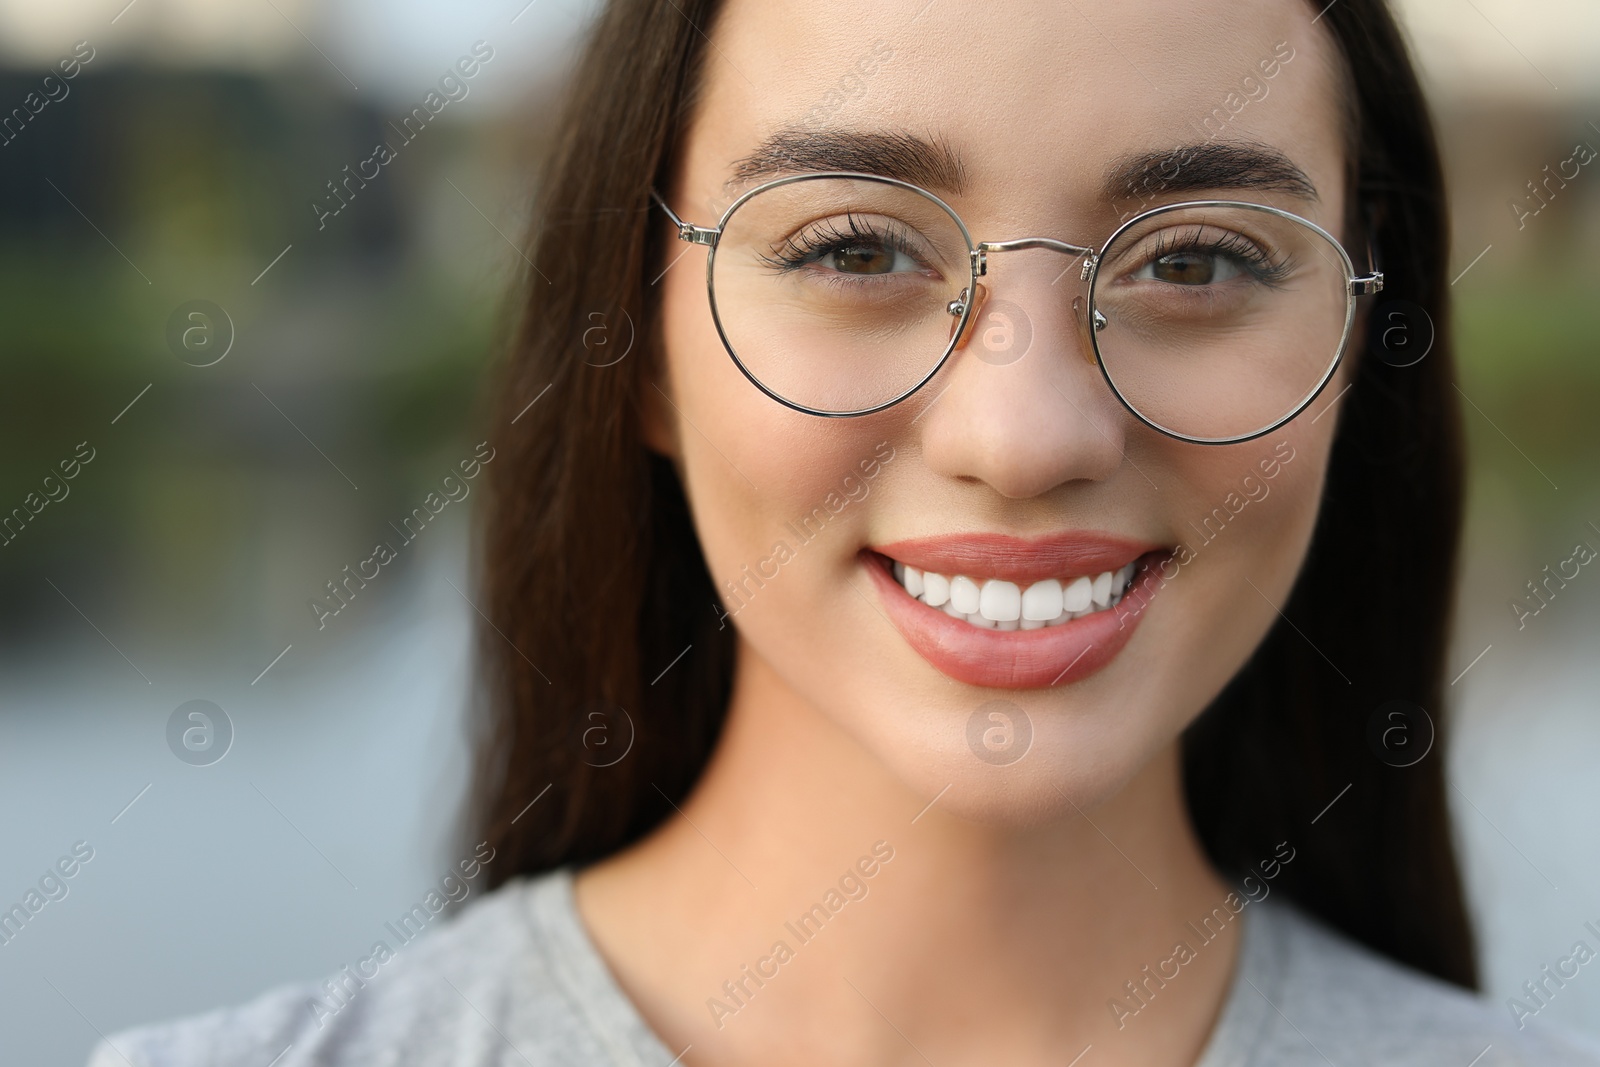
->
xmin=869 ymin=531 xmax=1165 ymax=586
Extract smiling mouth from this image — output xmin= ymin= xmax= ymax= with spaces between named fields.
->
xmin=877 ymin=554 xmax=1143 ymax=630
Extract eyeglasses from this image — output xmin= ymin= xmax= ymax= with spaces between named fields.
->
xmin=652 ymin=172 xmax=1382 ymax=444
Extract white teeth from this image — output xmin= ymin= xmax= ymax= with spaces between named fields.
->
xmin=890 ymin=558 xmax=1142 ymax=632
xmin=903 ymin=565 xmax=924 ymax=598
xmin=978 ymin=579 xmax=1021 ymax=622
xmin=1021 ymin=578 xmax=1063 ymax=621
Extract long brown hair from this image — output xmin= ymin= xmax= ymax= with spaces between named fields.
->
xmin=469 ymin=0 xmax=1474 ymax=989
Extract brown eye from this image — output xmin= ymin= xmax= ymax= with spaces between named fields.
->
xmin=829 ymin=245 xmax=897 ymax=274
xmin=1154 ymin=252 xmax=1216 ymax=284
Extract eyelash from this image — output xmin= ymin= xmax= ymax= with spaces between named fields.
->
xmin=760 ymin=212 xmax=928 ymax=276
xmin=1141 ymin=225 xmax=1292 ymax=286
xmin=756 ymin=215 xmax=1292 ymax=290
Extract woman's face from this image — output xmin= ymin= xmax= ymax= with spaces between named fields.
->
xmin=652 ymin=0 xmax=1355 ymax=820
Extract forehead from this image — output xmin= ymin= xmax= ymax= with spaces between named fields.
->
xmin=683 ymin=0 xmax=1349 ymax=229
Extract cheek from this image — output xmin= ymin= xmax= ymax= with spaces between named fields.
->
xmin=1127 ymin=408 xmax=1337 ymax=735
xmin=658 ymin=260 xmax=888 ymax=625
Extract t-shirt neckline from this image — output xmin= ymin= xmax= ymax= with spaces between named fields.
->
xmin=525 ymin=865 xmax=685 ymax=1067
xmin=1190 ymin=893 xmax=1282 ymax=1067
xmin=524 ymin=865 xmax=1281 ymax=1067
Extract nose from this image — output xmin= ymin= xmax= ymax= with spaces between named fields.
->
xmin=918 ymin=257 xmax=1128 ymax=500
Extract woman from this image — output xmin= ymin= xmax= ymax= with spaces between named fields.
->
xmin=93 ymin=0 xmax=1600 ymax=1063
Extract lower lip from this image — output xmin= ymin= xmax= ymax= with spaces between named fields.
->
xmin=861 ymin=549 xmax=1169 ymax=689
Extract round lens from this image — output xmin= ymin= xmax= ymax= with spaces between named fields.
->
xmin=709 ymin=175 xmax=974 ymax=416
xmin=1089 ymin=202 xmax=1353 ymax=442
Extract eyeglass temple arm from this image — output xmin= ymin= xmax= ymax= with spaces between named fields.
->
xmin=1350 ymin=229 xmax=1383 ymax=296
xmin=651 ymin=189 xmax=719 ymax=246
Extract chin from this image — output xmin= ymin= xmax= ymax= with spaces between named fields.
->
xmin=817 ymin=646 xmax=1194 ymax=828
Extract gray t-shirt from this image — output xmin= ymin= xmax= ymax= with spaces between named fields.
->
xmin=87 ymin=866 xmax=1600 ymax=1066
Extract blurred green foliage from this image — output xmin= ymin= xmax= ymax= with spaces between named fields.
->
xmin=0 ymin=69 xmax=518 ymax=652
xmin=1454 ymin=268 xmax=1600 ymax=526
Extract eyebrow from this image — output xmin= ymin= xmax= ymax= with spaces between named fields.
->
xmin=723 ymin=127 xmax=1318 ymax=208
xmin=1104 ymin=142 xmax=1320 ymax=205
xmin=725 ymin=126 xmax=969 ymax=197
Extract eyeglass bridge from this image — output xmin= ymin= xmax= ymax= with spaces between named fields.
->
xmin=947 ymin=238 xmax=1101 ymax=320
xmin=970 ymin=237 xmax=1097 ymax=280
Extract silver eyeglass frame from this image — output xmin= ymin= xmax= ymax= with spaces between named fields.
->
xmin=651 ymin=170 xmax=1384 ymax=445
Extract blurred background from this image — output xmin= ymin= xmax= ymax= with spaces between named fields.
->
xmin=0 ymin=0 xmax=1597 ymax=1063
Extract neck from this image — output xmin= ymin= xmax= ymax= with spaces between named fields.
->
xmin=576 ymin=638 xmax=1244 ymax=1067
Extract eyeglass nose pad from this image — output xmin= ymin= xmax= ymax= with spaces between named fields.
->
xmin=1071 ymin=295 xmax=1102 ymax=368
xmin=948 ymin=282 xmax=990 ymax=351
